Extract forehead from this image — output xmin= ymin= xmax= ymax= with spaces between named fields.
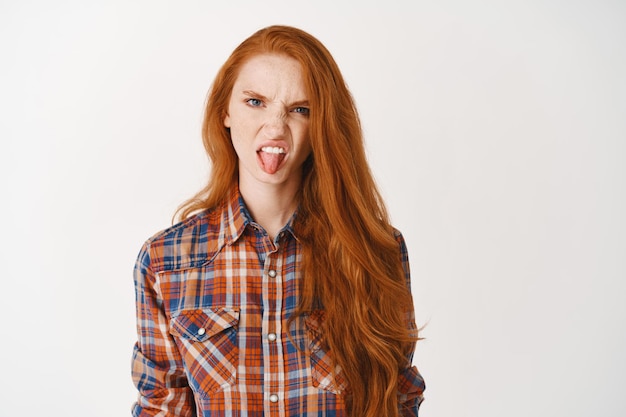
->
xmin=233 ymin=53 xmax=307 ymax=97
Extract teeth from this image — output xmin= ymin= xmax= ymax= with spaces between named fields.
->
xmin=260 ymin=146 xmax=285 ymax=154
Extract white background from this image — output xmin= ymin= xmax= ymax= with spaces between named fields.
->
xmin=1 ymin=0 xmax=625 ymax=416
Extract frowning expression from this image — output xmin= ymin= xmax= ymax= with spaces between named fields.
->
xmin=224 ymin=53 xmax=312 ymax=190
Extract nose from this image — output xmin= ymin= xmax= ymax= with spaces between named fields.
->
xmin=264 ymin=111 xmax=287 ymax=138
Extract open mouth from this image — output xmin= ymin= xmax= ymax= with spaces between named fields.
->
xmin=257 ymin=146 xmax=286 ymax=174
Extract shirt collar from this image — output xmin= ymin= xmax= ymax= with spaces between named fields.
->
xmin=219 ymin=185 xmax=299 ymax=247
xmin=219 ymin=185 xmax=249 ymax=247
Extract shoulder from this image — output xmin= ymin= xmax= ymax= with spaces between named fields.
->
xmin=392 ymin=227 xmax=407 ymax=248
xmin=138 ymin=208 xmax=223 ymax=273
xmin=391 ymin=227 xmax=411 ymax=269
xmin=145 ymin=209 xmax=215 ymax=246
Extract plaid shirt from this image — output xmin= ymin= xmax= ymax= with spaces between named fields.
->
xmin=131 ymin=187 xmax=425 ymax=416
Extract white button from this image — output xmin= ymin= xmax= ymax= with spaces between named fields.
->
xmin=267 ymin=333 xmax=277 ymax=342
xmin=269 ymin=394 xmax=279 ymax=403
xmin=197 ymin=328 xmax=206 ymax=336
xmin=268 ymin=269 xmax=277 ymax=278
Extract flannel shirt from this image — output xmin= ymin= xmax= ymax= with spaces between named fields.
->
xmin=131 ymin=187 xmax=425 ymax=416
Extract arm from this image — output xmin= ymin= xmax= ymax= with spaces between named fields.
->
xmin=131 ymin=242 xmax=195 ymax=417
xmin=395 ymin=231 xmax=426 ymax=416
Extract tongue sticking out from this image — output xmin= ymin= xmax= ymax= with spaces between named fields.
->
xmin=259 ymin=149 xmax=285 ymax=174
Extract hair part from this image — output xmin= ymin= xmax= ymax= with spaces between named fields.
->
xmin=175 ymin=25 xmax=418 ymax=417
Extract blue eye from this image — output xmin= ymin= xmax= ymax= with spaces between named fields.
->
xmin=293 ymin=107 xmax=310 ymax=116
xmin=246 ymin=98 xmax=262 ymax=107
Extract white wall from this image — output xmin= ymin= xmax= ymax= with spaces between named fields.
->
xmin=1 ymin=0 xmax=624 ymax=415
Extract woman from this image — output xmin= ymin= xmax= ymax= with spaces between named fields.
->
xmin=131 ymin=25 xmax=425 ymax=417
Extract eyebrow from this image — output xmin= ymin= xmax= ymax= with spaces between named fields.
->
xmin=242 ymin=90 xmax=309 ymax=107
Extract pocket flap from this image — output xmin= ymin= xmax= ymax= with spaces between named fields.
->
xmin=170 ymin=307 xmax=240 ymax=342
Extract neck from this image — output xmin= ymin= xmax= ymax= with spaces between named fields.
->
xmin=238 ymin=177 xmax=300 ymax=240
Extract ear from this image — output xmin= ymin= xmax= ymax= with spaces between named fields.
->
xmin=223 ymin=113 xmax=231 ymax=128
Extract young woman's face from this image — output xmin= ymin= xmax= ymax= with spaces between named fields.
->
xmin=224 ymin=54 xmax=312 ymax=190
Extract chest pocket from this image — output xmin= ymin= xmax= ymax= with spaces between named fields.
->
xmin=169 ymin=307 xmax=240 ymax=396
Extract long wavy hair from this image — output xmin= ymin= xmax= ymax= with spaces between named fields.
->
xmin=176 ymin=25 xmax=417 ymax=417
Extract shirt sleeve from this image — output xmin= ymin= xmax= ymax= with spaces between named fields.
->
xmin=395 ymin=230 xmax=426 ymax=416
xmin=131 ymin=242 xmax=196 ymax=417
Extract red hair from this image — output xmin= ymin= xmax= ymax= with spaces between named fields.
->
xmin=176 ymin=25 xmax=417 ymax=417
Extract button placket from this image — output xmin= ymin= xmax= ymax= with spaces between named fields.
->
xmin=262 ymin=253 xmax=285 ymax=412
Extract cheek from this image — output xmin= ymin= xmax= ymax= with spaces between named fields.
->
xmin=230 ymin=135 xmax=245 ymax=158
xmin=298 ymin=126 xmax=312 ymax=152
xmin=229 ymin=114 xmax=257 ymax=137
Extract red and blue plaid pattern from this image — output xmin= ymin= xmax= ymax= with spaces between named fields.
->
xmin=131 ymin=187 xmax=425 ymax=416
